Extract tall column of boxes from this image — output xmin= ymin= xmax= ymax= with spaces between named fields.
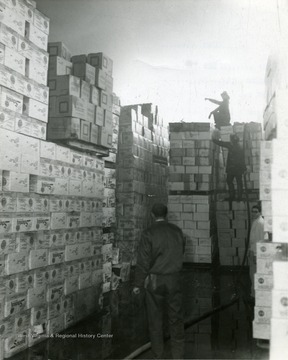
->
xmin=0 ymin=1 xmax=51 ymax=357
xmin=116 ymin=104 xmax=169 ymax=266
xmin=168 ymin=122 xmax=221 ymax=264
xmin=267 ymin=90 xmax=288 ymax=355
xmin=215 ymin=122 xmax=262 ymax=267
xmin=47 ymin=43 xmax=114 ymax=149
xmin=255 ymin=57 xmax=288 ymax=348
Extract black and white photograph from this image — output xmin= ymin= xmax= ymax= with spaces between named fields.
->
xmin=0 ymin=0 xmax=287 ymax=359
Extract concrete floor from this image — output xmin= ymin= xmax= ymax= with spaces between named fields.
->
xmin=8 ymin=265 xmax=269 ymax=360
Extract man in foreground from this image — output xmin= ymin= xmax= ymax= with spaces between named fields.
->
xmin=133 ymin=203 xmax=185 ymax=359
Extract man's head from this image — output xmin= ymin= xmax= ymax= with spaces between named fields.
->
xmin=151 ymin=203 xmax=168 ymax=219
xmin=221 ymin=91 xmax=230 ymax=100
xmin=251 ymin=205 xmax=261 ymax=220
xmin=230 ymin=134 xmax=239 ymax=144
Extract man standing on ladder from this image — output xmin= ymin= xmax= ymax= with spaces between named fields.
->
xmin=212 ymin=132 xmax=246 ymax=201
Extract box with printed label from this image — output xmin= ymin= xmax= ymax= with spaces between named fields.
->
xmin=0 ymin=23 xmax=18 ymax=51
xmin=5 ymin=251 xmax=28 ymax=274
xmin=99 ymin=90 xmax=112 ymax=111
xmin=48 ymin=248 xmax=65 ymax=266
xmin=40 ymin=140 xmax=55 ymax=159
xmin=50 ymin=212 xmax=67 ymax=230
xmin=34 ymin=213 xmax=50 ymax=231
xmin=27 ymin=286 xmax=46 ymax=308
xmin=49 ymin=75 xmax=80 ymax=97
xmin=33 ymin=7 xmax=50 ymax=33
xmin=16 ymin=193 xmax=34 ymax=212
xmin=272 ymin=289 xmax=288 ymax=318
xmin=78 ymin=272 xmax=91 ymax=290
xmin=67 ymin=212 xmax=81 ymax=229
xmin=90 ymin=124 xmax=99 ymax=145
xmin=80 ymin=80 xmax=90 ymax=102
xmin=64 ymin=275 xmax=78 ymax=295
xmin=13 ymin=213 xmax=35 ymax=233
xmin=47 ymin=116 xmax=81 ymax=142
xmin=87 ymin=52 xmax=113 ymax=76
xmin=31 ymin=306 xmax=48 ymax=326
xmin=48 ymin=299 xmax=62 ymax=320
xmin=15 ymin=115 xmax=47 ymax=140
xmin=48 ymin=56 xmax=72 ymax=77
xmin=0 ymin=86 xmax=23 ymax=113
xmin=4 ymin=330 xmax=28 ymax=358
xmin=49 ymin=94 xmax=87 ymax=120
xmin=0 ymin=192 xmax=17 ymax=212
xmin=21 ymin=153 xmax=39 ymax=175
xmin=29 ymin=63 xmax=45 ymax=88
xmin=47 ymin=283 xmax=64 ymax=302
xmin=0 ymin=106 xmax=16 ymax=130
xmin=16 ymin=270 xmax=33 ymax=292
xmin=29 ymin=249 xmax=48 ymax=270
xmin=90 ymin=85 xmax=99 ymax=105
xmin=25 ymin=22 xmax=48 ymax=51
xmin=0 ymin=43 xmax=25 ymax=75
xmin=23 ymin=97 xmax=48 ymax=122
xmin=80 ymin=119 xmax=91 ymax=142
xmin=30 ymin=175 xmax=55 ymax=195
xmin=0 ymin=233 xmax=16 ymax=255
xmin=33 ymin=194 xmax=49 ymax=212
xmin=54 ymin=177 xmax=68 ymax=195
xmin=72 ymin=62 xmax=95 ymax=85
xmin=4 ymin=293 xmax=27 ymax=317
xmin=48 ymin=42 xmax=70 ymax=61
xmin=0 ymin=4 xmax=25 ymax=36
xmin=254 ymin=306 xmax=272 ymax=324
xmin=99 ymin=126 xmax=112 ymax=148
xmin=2 ymin=170 xmax=29 ymax=193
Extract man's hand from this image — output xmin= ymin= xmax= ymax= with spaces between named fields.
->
xmin=132 ymin=287 xmax=140 ymax=295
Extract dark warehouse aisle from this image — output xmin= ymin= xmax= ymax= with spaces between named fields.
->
xmin=8 ymin=266 xmax=269 ymax=360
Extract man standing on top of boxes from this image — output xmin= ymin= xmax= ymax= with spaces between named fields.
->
xmin=205 ymin=91 xmax=231 ymax=129
xmin=212 ymin=131 xmax=246 ymax=201
xmin=132 ymin=203 xmax=185 ymax=360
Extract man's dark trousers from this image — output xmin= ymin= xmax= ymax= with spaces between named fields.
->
xmin=145 ymin=273 xmax=184 ymax=359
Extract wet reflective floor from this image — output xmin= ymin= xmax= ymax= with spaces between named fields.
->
xmin=9 ymin=265 xmax=269 ymax=360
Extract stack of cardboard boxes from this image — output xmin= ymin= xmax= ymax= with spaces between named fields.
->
xmin=47 ymin=42 xmax=114 ymax=149
xmin=0 ymin=2 xmax=120 ymax=358
xmin=254 ymin=46 xmax=288 ymax=349
xmin=116 ymin=104 xmax=169 ymax=265
xmin=168 ymin=122 xmax=221 ymax=264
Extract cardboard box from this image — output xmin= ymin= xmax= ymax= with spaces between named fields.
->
xmin=0 ymin=22 xmax=18 ymax=51
xmin=0 ymin=43 xmax=25 ymax=75
xmin=99 ymin=126 xmax=112 ymax=148
xmin=0 ymin=86 xmax=23 ymax=114
xmin=87 ymin=102 xmax=95 ymax=123
xmin=16 ymin=193 xmax=34 ymax=212
xmin=34 ymin=8 xmax=50 ymax=35
xmin=48 ymin=56 xmax=72 ymax=77
xmin=81 ymin=119 xmax=91 ymax=142
xmin=4 ymin=330 xmax=28 ymax=358
xmin=90 ymin=85 xmax=99 ymax=105
xmin=15 ymin=114 xmax=47 ymax=140
xmin=27 ymin=286 xmax=46 ymax=308
xmin=34 ymin=213 xmax=50 ymax=231
xmin=13 ymin=212 xmax=35 ymax=233
xmin=72 ymin=62 xmax=95 ymax=85
xmin=5 ymin=251 xmax=28 ymax=274
xmin=49 ymin=94 xmax=87 ymax=120
xmin=50 ymin=212 xmax=67 ymax=230
xmin=87 ymin=52 xmax=113 ymax=76
xmin=47 ymin=116 xmax=81 ymax=142
xmin=23 ymin=97 xmax=48 ymax=122
xmin=25 ymin=21 xmax=48 ymax=51
xmin=49 ymin=248 xmax=65 ymax=265
xmin=99 ymin=90 xmax=112 ymax=111
xmin=2 ymin=171 xmax=29 ymax=193
xmin=48 ymin=42 xmax=71 ymax=61
xmin=29 ymin=249 xmax=48 ymax=269
xmin=0 ymin=4 xmax=25 ymax=36
xmin=29 ymin=175 xmax=55 ymax=195
xmin=80 ymin=80 xmax=90 ymax=102
xmin=270 ymin=318 xmax=288 ymax=359
xmin=49 ymin=75 xmax=80 ymax=97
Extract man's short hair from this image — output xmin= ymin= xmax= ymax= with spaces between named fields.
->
xmin=252 ymin=204 xmax=261 ymax=213
xmin=151 ymin=203 xmax=168 ymax=218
